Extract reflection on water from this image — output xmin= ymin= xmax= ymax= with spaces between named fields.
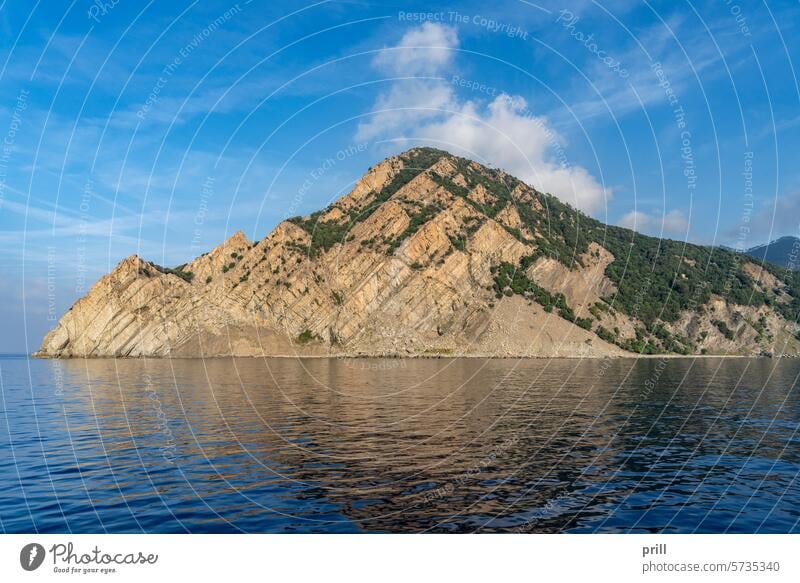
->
xmin=1 ymin=355 xmax=799 ymax=532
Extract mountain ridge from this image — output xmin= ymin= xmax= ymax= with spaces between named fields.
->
xmin=745 ymin=236 xmax=800 ymax=270
xmin=37 ymin=147 xmax=800 ymax=358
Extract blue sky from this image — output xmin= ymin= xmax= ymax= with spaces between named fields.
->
xmin=0 ymin=0 xmax=798 ymax=352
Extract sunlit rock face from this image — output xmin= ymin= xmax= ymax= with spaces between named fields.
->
xmin=37 ymin=148 xmax=800 ymax=358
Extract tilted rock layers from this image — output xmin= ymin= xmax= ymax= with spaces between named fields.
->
xmin=37 ymin=148 xmax=800 ymax=358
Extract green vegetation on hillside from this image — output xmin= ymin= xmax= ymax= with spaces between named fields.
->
xmin=426 ymin=149 xmax=800 ymax=329
xmin=385 ymin=202 xmax=441 ymax=254
xmin=162 ymin=265 xmax=194 ymax=282
xmin=286 ymin=147 xmax=800 ymax=355
xmin=288 ymin=148 xmax=447 ymax=258
xmin=491 ymin=262 xmax=575 ymax=320
xmin=712 ymin=319 xmax=736 ymax=340
xmin=296 ymin=329 xmax=320 ymax=344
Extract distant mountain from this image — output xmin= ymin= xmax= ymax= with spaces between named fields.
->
xmin=745 ymin=236 xmax=800 ymax=270
xmin=36 ymin=148 xmax=800 ymax=358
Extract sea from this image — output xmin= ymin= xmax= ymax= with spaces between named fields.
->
xmin=1 ymin=354 xmax=798 ymax=533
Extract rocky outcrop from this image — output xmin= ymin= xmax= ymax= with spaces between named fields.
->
xmin=37 ymin=148 xmax=800 ymax=358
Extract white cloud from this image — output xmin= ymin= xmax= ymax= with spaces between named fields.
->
xmin=618 ymin=209 xmax=689 ymax=236
xmin=414 ymin=95 xmax=610 ymax=212
xmin=372 ymin=22 xmax=458 ymax=75
xmin=359 ymin=23 xmax=610 ymax=213
xmin=356 ymin=80 xmax=455 ymax=141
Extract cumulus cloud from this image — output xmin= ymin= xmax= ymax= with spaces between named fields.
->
xmin=413 ymin=95 xmax=609 ymax=213
xmin=358 ymin=23 xmax=610 ymax=213
xmin=356 ymin=80 xmax=454 ymax=141
xmin=618 ymin=209 xmax=689 ymax=237
xmin=372 ymin=22 xmax=459 ymax=75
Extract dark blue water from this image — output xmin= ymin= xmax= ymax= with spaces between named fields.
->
xmin=1 ymin=355 xmax=799 ymax=533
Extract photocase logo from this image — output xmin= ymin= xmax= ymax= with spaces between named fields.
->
xmin=20 ymin=543 xmax=46 ymax=571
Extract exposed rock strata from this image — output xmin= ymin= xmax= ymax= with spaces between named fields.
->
xmin=37 ymin=149 xmax=800 ymax=358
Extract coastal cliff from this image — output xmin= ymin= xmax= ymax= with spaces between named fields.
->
xmin=37 ymin=148 xmax=800 ymax=358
